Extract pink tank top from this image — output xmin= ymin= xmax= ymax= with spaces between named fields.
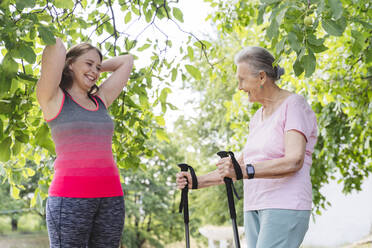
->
xmin=46 ymin=90 xmax=123 ymax=198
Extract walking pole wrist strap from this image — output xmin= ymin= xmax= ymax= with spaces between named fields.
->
xmin=228 ymin=151 xmax=243 ymax=180
xmin=217 ymin=151 xmax=241 ymax=200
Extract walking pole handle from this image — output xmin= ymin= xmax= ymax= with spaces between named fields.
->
xmin=217 ymin=152 xmax=237 ymax=219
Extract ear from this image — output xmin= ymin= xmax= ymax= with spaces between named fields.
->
xmin=258 ymin=70 xmax=266 ymax=81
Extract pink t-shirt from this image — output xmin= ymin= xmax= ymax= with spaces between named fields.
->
xmin=242 ymin=94 xmax=317 ymax=211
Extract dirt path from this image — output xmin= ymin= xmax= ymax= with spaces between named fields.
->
xmin=0 ymin=233 xmax=49 ymax=248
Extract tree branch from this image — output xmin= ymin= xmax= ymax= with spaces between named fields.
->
xmin=107 ymin=0 xmax=118 ymax=55
xmin=168 ymin=18 xmax=215 ymax=68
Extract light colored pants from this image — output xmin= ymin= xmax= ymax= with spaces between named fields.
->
xmin=244 ymin=209 xmax=311 ymax=248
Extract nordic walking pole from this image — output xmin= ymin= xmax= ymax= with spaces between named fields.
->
xmin=217 ymin=151 xmax=241 ymax=248
xmin=178 ymin=163 xmax=197 ymax=248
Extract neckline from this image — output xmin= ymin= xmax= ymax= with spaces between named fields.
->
xmin=66 ymin=92 xmax=99 ymax=112
xmin=260 ymin=93 xmax=295 ymax=122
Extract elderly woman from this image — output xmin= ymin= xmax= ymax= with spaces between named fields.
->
xmin=176 ymin=46 xmax=317 ymax=248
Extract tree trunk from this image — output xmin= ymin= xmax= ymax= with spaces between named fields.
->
xmin=11 ymin=217 xmax=18 ymax=232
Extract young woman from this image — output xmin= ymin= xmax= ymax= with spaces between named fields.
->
xmin=176 ymin=46 xmax=318 ymax=248
xmin=37 ymin=37 xmax=133 ymax=247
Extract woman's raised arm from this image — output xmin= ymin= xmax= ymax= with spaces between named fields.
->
xmin=97 ymin=54 xmax=134 ymax=108
xmin=36 ymin=38 xmax=66 ymax=108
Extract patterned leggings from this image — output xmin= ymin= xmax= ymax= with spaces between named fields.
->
xmin=46 ymin=196 xmax=125 ymax=248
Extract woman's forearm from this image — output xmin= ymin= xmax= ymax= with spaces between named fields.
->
xmin=240 ymin=155 xmax=303 ymax=179
xmin=100 ymin=54 xmax=133 ymax=72
xmin=197 ymin=170 xmax=225 ymax=189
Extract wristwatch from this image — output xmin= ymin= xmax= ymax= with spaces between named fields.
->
xmin=245 ymin=164 xmax=255 ymax=179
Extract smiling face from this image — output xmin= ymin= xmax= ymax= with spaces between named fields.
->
xmin=69 ymin=49 xmax=102 ymax=92
xmin=236 ymin=62 xmax=264 ymax=103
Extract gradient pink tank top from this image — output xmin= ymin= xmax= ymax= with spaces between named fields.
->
xmin=46 ymin=90 xmax=123 ymax=198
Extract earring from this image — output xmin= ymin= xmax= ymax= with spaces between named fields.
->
xmin=260 ymin=85 xmax=263 ymax=89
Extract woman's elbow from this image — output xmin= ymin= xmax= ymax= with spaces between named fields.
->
xmin=287 ymin=154 xmax=305 ymax=172
xmin=124 ymin=54 xmax=134 ymax=65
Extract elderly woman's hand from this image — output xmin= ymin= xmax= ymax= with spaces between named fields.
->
xmin=216 ymin=157 xmax=236 ymax=180
xmin=176 ymin=172 xmax=193 ymax=190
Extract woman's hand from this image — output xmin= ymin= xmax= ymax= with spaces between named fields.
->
xmin=176 ymin=172 xmax=193 ymax=190
xmin=216 ymin=157 xmax=236 ymax=180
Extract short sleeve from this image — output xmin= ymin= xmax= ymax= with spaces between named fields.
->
xmin=284 ymin=95 xmax=316 ymax=142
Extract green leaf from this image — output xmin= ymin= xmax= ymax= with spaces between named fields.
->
xmin=12 ymin=140 xmax=22 ymax=156
xmin=155 ymin=129 xmax=170 ymax=143
xmin=104 ymin=22 xmax=114 ymax=34
xmin=155 ymin=116 xmax=165 ymax=126
xmin=38 ymin=26 xmax=56 ymax=45
xmin=287 ymin=32 xmax=301 ymax=53
xmin=0 ymin=119 xmax=3 ymax=139
xmin=185 ymin=64 xmax=201 ymax=80
xmin=125 ymin=39 xmax=137 ymax=51
xmin=131 ymin=5 xmax=140 ymax=16
xmin=25 ymin=168 xmax=35 ymax=177
xmin=19 ymin=45 xmax=36 ymax=64
xmin=54 ymin=0 xmax=74 ymax=9
xmin=308 ymin=44 xmax=328 ymax=53
xmin=35 ymin=124 xmax=55 ymax=154
xmin=139 ymin=94 xmax=149 ymax=108
xmin=145 ymin=10 xmax=153 ymax=23
xmin=11 ymin=185 xmax=20 ymax=199
xmin=0 ymin=74 xmax=12 ymax=95
xmin=260 ymin=0 xmax=281 ymax=4
xmin=15 ymin=0 xmax=35 ymax=9
xmin=303 ymin=52 xmax=316 ymax=77
xmin=15 ymin=130 xmax=29 ymax=143
xmin=137 ymin=43 xmax=151 ymax=52
xmin=124 ymin=11 xmax=132 ymax=24
xmin=159 ymin=87 xmax=171 ymax=103
xmin=257 ymin=5 xmax=266 ymax=25
xmin=321 ymin=17 xmax=345 ymax=36
xmin=187 ymin=46 xmax=194 ymax=60
xmin=293 ymin=58 xmax=304 ymax=76
xmin=307 ymin=34 xmax=324 ymax=46
xmin=275 ymin=37 xmax=286 ymax=55
xmin=328 ymin=0 xmax=343 ymax=20
xmin=0 ymin=137 xmax=12 ymax=162
xmin=171 ymin=68 xmax=177 ymax=82
xmin=366 ymin=47 xmax=372 ymax=63
xmin=350 ymin=18 xmax=372 ymax=29
xmin=172 ymin=7 xmax=184 ymax=22
xmin=2 ymin=54 xmax=18 ymax=73
xmin=275 ymin=7 xmax=287 ymax=25
xmin=266 ymin=20 xmax=278 ymax=40
xmin=351 ymin=30 xmax=364 ymax=48
xmin=36 ymin=191 xmax=44 ymax=214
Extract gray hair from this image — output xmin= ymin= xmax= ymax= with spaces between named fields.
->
xmin=234 ymin=46 xmax=285 ymax=81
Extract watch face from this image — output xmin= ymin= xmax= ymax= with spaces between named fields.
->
xmin=246 ymin=164 xmax=255 ymax=179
